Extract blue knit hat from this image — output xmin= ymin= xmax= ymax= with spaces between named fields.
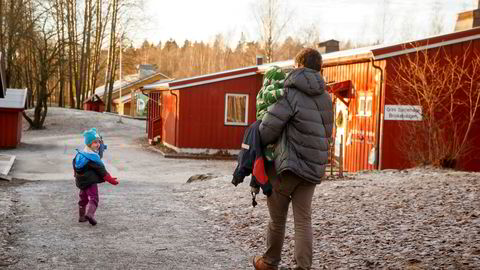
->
xmin=83 ymin=128 xmax=100 ymax=145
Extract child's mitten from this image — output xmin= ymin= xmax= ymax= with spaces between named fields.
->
xmin=104 ymin=173 xmax=119 ymax=185
xmin=98 ymin=140 xmax=107 ymax=159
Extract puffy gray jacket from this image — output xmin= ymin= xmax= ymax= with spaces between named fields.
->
xmin=259 ymin=67 xmax=333 ymax=184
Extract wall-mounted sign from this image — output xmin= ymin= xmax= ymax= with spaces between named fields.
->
xmin=384 ymin=105 xmax=422 ymax=121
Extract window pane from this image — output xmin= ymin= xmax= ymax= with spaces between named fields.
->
xmin=366 ymin=98 xmax=372 ymax=115
xmin=358 ymin=97 xmax=365 ymax=115
xmin=227 ymin=95 xmax=246 ymax=123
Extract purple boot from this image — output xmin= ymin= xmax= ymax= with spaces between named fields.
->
xmin=78 ymin=206 xmax=87 ymax=222
xmin=85 ymin=203 xmax=97 ymax=226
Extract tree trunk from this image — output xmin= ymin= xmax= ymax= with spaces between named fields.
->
xmin=55 ymin=0 xmax=65 ymax=107
xmin=66 ymin=0 xmax=75 ymax=108
xmin=105 ymin=0 xmax=118 ymax=112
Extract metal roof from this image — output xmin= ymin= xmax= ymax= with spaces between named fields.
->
xmin=94 ymin=71 xmax=171 ymax=97
xmin=322 ymin=27 xmax=480 ymax=65
xmin=143 ymin=67 xmax=259 ymax=91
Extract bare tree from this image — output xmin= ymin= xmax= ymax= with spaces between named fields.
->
xmin=389 ymin=44 xmax=480 ymax=168
xmin=23 ymin=2 xmax=61 ymax=129
xmin=298 ymin=23 xmax=322 ymax=47
xmin=252 ymin=0 xmax=294 ymax=63
xmin=104 ymin=0 xmax=118 ymax=112
xmin=373 ymin=0 xmax=394 ymax=44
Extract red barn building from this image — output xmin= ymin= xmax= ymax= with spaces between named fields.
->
xmin=83 ymin=94 xmax=105 ymax=112
xmin=143 ymin=67 xmax=263 ymax=154
xmin=0 ymin=88 xmax=28 ymax=148
xmin=321 ymin=27 xmax=480 ymax=172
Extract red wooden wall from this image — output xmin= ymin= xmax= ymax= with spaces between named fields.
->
xmin=0 ymin=109 xmax=22 ymax=148
xmin=175 ymin=74 xmax=262 ymax=150
xmin=381 ymin=39 xmax=480 ymax=171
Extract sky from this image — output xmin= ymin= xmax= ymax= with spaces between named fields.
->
xmin=133 ymin=0 xmax=478 ymax=48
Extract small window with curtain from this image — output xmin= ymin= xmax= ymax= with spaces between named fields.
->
xmin=225 ymin=93 xmax=248 ymax=126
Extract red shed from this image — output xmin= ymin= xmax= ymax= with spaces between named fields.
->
xmin=321 ymin=27 xmax=480 ymax=172
xmin=83 ymin=94 xmax=105 ymax=112
xmin=143 ymin=67 xmax=264 ymax=154
xmin=0 ymin=88 xmax=27 ymax=148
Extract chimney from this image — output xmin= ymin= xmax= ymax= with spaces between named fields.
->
xmin=454 ymin=1 xmax=480 ymax=31
xmin=316 ymin=39 xmax=340 ymax=54
xmin=256 ymin=55 xmax=264 ymax=65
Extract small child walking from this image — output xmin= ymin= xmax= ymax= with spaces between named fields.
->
xmin=72 ymin=128 xmax=119 ymax=226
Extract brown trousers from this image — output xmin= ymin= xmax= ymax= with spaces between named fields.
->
xmin=263 ymin=163 xmax=316 ymax=270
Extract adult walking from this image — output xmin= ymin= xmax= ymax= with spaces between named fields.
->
xmin=253 ymin=48 xmax=334 ymax=270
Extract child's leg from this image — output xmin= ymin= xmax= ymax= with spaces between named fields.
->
xmin=85 ymin=184 xmax=99 ymax=225
xmin=78 ymin=189 xmax=88 ymax=222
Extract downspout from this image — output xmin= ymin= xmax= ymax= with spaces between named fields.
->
xmin=371 ymin=58 xmax=384 ymax=170
xmin=170 ymin=89 xmax=178 ymax=147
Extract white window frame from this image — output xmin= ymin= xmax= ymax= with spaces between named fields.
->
xmin=224 ymin=93 xmax=249 ymax=126
xmin=357 ymin=94 xmax=373 ymax=117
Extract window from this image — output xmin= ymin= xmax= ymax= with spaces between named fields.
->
xmin=365 ymin=96 xmax=373 ymax=116
xmin=225 ymin=93 xmax=248 ymax=126
xmin=357 ymin=94 xmax=373 ymax=117
xmin=357 ymin=96 xmax=366 ymax=116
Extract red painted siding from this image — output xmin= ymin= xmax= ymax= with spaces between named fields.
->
xmin=0 ymin=109 xmax=23 ymax=148
xmin=381 ymin=39 xmax=480 ymax=171
xmin=175 ymin=74 xmax=262 ymax=150
xmin=323 ymin=60 xmax=384 ymax=172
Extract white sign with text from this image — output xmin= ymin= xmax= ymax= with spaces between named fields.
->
xmin=384 ymin=105 xmax=422 ymax=121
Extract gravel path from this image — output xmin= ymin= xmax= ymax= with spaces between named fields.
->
xmin=176 ymin=169 xmax=480 ymax=269
xmin=3 ymin=180 xmax=249 ymax=269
